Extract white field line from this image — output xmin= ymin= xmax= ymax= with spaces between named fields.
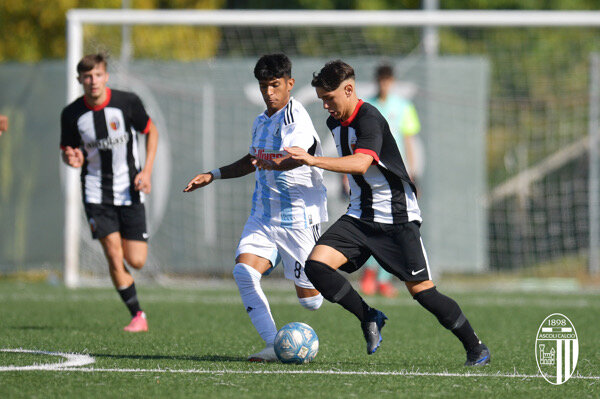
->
xmin=0 ymin=348 xmax=95 ymax=371
xmin=1 ymin=348 xmax=598 ymax=380
xmin=5 ymin=365 xmax=600 ymax=380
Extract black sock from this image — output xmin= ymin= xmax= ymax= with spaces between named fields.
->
xmin=117 ymin=283 xmax=142 ymax=317
xmin=337 ymin=288 xmax=372 ymax=322
xmin=413 ymin=287 xmax=481 ymax=351
xmin=305 ymin=260 xmax=371 ymax=322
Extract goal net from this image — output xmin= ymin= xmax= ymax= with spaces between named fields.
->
xmin=64 ymin=9 xmax=600 ymax=286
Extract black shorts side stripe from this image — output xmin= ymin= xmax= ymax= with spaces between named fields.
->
xmin=311 ymin=224 xmax=321 ymax=242
xmin=93 ymin=109 xmax=114 ymax=204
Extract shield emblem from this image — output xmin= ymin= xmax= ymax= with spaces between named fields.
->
xmin=535 ymin=313 xmax=578 ymax=385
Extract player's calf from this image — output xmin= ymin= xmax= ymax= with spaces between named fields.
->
xmin=413 ymin=286 xmax=489 ymax=365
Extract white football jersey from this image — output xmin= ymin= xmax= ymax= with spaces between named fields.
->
xmin=249 ymin=97 xmax=328 ymax=228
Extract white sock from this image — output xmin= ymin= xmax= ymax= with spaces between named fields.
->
xmin=298 ymin=293 xmax=323 ymax=311
xmin=233 ymin=263 xmax=277 ymax=345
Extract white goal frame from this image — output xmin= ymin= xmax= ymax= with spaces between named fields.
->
xmin=64 ymin=9 xmax=600 ymax=287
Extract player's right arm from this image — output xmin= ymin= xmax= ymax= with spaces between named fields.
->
xmin=183 ymin=153 xmax=255 ymax=192
xmin=60 ymin=108 xmax=84 ymax=168
xmin=61 ymin=146 xmax=84 ymax=168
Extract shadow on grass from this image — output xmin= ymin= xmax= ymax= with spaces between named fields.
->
xmin=90 ymin=352 xmax=247 ymax=363
xmin=8 ymin=326 xmax=55 ymax=330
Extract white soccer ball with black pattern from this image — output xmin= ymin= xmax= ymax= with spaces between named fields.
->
xmin=274 ymin=322 xmax=319 ymax=364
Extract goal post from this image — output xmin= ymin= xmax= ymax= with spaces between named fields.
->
xmin=64 ymin=9 xmax=600 ymax=287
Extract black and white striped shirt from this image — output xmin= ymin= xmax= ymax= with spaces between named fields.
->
xmin=327 ymin=100 xmax=421 ymax=224
xmin=61 ymin=88 xmax=151 ymax=205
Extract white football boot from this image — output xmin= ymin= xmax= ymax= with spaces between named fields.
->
xmin=247 ymin=344 xmax=278 ymax=362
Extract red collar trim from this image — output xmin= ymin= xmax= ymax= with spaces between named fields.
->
xmin=84 ymin=88 xmax=111 ymax=111
xmin=340 ymin=99 xmax=364 ymax=127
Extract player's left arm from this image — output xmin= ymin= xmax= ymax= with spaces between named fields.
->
xmin=134 ymin=120 xmax=158 ymax=194
xmin=285 ymin=148 xmax=373 ymax=175
xmin=286 ymin=114 xmax=382 ymax=174
xmin=252 ymin=153 xmax=301 ymax=171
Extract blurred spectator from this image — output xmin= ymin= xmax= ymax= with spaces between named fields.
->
xmin=0 ymin=114 xmax=8 ymax=135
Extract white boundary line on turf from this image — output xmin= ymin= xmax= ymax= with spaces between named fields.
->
xmin=19 ymin=367 xmax=600 ymax=380
xmin=0 ymin=348 xmax=95 ymax=371
xmin=1 ymin=348 xmax=598 ymax=380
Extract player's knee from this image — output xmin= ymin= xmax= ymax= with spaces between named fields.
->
xmin=298 ymin=294 xmax=323 ymax=311
xmin=233 ymin=263 xmax=260 ymax=288
xmin=127 ymin=258 xmax=146 ymax=270
xmin=304 ymin=260 xmax=321 ymax=285
xmin=126 ymin=256 xmax=146 ymax=270
xmin=304 ymin=260 xmax=351 ymax=303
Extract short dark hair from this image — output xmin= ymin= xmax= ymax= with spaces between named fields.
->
xmin=375 ymin=63 xmax=394 ymax=80
xmin=77 ymin=53 xmax=108 ymax=74
xmin=311 ymin=60 xmax=355 ymax=91
xmin=254 ymin=53 xmax=292 ymax=80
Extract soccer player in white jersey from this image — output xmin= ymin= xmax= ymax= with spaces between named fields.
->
xmin=61 ymin=54 xmax=158 ymax=332
xmin=287 ymin=60 xmax=490 ymax=366
xmin=184 ymin=54 xmax=328 ymax=362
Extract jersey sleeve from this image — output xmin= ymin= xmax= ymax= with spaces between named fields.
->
xmin=249 ymin=118 xmax=259 ymax=156
xmin=281 ymin=123 xmax=316 ymax=152
xmin=60 ymin=107 xmax=81 ymax=150
xmin=401 ymin=103 xmax=420 ymax=136
xmin=281 ymin=109 xmax=319 ymax=155
xmin=354 ymin=115 xmax=384 ymax=162
xmin=129 ymin=93 xmax=151 ymax=134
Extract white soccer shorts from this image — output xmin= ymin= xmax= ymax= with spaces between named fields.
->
xmin=235 ymin=215 xmax=321 ymax=289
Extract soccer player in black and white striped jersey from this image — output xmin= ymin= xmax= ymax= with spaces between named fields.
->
xmin=60 ymin=54 xmax=159 ymax=332
xmin=286 ymin=60 xmax=490 ymax=366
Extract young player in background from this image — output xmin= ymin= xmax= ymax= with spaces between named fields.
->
xmin=184 ymin=54 xmax=328 ymax=362
xmin=286 ymin=60 xmax=490 ymax=366
xmin=359 ymin=63 xmax=422 ymax=298
xmin=61 ymin=53 xmax=158 ymax=332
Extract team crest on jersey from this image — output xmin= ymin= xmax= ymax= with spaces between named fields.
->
xmin=109 ymin=117 xmax=120 ymax=131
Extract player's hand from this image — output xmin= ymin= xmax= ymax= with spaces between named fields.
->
xmin=62 ymin=146 xmax=84 ymax=168
xmin=183 ymin=173 xmax=214 ymax=192
xmin=134 ymin=170 xmax=152 ymax=194
xmin=284 ymin=146 xmax=315 ymax=166
xmin=251 ymin=157 xmax=276 ymax=170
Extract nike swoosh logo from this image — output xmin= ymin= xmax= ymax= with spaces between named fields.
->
xmin=411 ymin=268 xmax=426 ymax=276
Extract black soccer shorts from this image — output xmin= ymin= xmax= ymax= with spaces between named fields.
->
xmin=316 ymin=215 xmax=431 ymax=281
xmin=83 ymin=203 xmax=148 ymax=241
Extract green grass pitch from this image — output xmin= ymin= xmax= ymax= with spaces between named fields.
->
xmin=0 ymin=280 xmax=598 ymax=398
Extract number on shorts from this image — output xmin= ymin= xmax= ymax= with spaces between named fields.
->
xmin=294 ymin=261 xmax=302 ymax=278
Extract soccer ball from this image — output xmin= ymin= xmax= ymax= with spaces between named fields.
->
xmin=274 ymin=322 xmax=319 ymax=364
